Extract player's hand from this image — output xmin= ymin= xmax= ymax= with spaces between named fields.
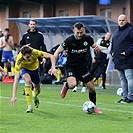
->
xmin=1 ymin=71 xmax=8 ymax=78
xmin=9 ymin=97 xmax=18 ymax=106
xmin=49 ymin=68 xmax=58 ymax=76
xmin=94 ymin=45 xmax=100 ymax=52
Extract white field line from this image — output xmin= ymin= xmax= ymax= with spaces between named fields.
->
xmin=0 ymin=96 xmax=133 ymax=114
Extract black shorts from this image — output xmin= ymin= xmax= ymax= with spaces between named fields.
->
xmin=64 ymin=64 xmax=93 ymax=83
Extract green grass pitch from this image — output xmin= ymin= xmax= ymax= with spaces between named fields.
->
xmin=0 ymin=82 xmax=133 ymax=133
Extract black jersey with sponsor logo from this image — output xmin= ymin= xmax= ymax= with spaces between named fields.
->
xmin=61 ymin=34 xmax=94 ymax=67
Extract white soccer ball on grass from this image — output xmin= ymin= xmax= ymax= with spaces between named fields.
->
xmin=82 ymin=101 xmax=96 ymax=114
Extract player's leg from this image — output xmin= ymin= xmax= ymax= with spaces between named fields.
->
xmin=80 ymin=67 xmax=102 ymax=114
xmin=32 ymin=84 xmax=40 ymax=108
xmin=85 ymin=80 xmax=102 ymax=114
xmin=30 ymin=69 xmax=40 ymax=107
xmin=22 ymin=70 xmax=33 ymax=113
xmin=2 ymin=51 xmax=8 ymax=73
xmin=61 ymin=76 xmax=77 ymax=98
xmin=8 ymin=51 xmax=15 ymax=76
xmin=61 ymin=65 xmax=77 ymax=98
xmin=55 ymin=68 xmax=62 ymax=84
xmin=3 ymin=62 xmax=8 ymax=73
xmin=72 ymin=79 xmax=79 ymax=92
xmin=101 ymin=60 xmax=108 ymax=89
xmin=85 ymin=80 xmax=96 ymax=104
xmin=10 ymin=61 xmax=15 ymax=77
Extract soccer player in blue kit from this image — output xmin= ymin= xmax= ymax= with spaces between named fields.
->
xmin=54 ymin=22 xmax=102 ymax=114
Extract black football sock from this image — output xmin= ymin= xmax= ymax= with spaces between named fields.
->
xmin=65 ymin=82 xmax=69 ymax=89
xmin=89 ymin=92 xmax=96 ymax=105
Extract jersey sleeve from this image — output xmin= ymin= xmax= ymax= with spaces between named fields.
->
xmin=15 ymin=57 xmax=22 ymax=73
xmin=86 ymin=35 xmax=94 ymax=46
xmin=32 ymin=49 xmax=46 ymax=58
xmin=60 ymin=37 xmax=71 ymax=50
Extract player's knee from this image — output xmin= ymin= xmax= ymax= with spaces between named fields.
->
xmin=68 ymin=82 xmax=77 ymax=89
xmin=25 ymin=78 xmax=32 ymax=85
xmin=4 ymin=63 xmax=7 ymax=67
xmin=35 ymin=88 xmax=41 ymax=94
xmin=88 ymin=87 xmax=95 ymax=93
xmin=11 ymin=62 xmax=14 ymax=67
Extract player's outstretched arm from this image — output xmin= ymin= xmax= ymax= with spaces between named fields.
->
xmin=44 ymin=52 xmax=58 ymax=76
xmin=48 ymin=45 xmax=64 ymax=76
xmin=92 ymin=43 xmax=100 ymax=52
xmin=54 ymin=45 xmax=64 ymax=62
xmin=0 ymin=66 xmax=8 ymax=77
xmin=9 ymin=73 xmax=20 ymax=106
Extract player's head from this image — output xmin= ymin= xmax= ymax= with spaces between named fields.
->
xmin=29 ymin=19 xmax=37 ymax=31
xmin=4 ymin=28 xmax=10 ymax=36
xmin=20 ymin=46 xmax=32 ymax=61
xmin=73 ymin=22 xmax=85 ymax=40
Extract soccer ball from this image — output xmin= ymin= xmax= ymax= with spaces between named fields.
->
xmin=117 ymin=88 xmax=123 ymax=96
xmin=82 ymin=101 xmax=96 ymax=114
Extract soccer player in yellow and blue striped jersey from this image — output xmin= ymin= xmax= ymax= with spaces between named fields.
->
xmin=9 ymin=45 xmax=57 ymax=113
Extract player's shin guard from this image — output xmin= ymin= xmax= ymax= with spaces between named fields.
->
xmin=4 ymin=66 xmax=8 ymax=73
xmin=24 ymin=84 xmax=32 ymax=105
xmin=56 ymin=68 xmax=62 ymax=81
xmin=89 ymin=92 xmax=96 ymax=105
xmin=11 ymin=66 xmax=15 ymax=76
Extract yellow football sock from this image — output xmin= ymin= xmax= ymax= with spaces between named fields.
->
xmin=11 ymin=66 xmax=15 ymax=76
xmin=4 ymin=67 xmax=8 ymax=73
xmin=24 ymin=84 xmax=32 ymax=105
xmin=33 ymin=89 xmax=40 ymax=98
xmin=56 ymin=68 xmax=62 ymax=81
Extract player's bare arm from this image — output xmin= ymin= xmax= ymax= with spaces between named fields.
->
xmin=54 ymin=45 xmax=64 ymax=62
xmin=9 ymin=73 xmax=20 ymax=106
xmin=44 ymin=52 xmax=58 ymax=76
xmin=91 ymin=43 xmax=100 ymax=52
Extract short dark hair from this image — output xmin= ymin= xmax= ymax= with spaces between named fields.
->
xmin=20 ymin=46 xmax=32 ymax=55
xmin=74 ymin=22 xmax=84 ymax=30
xmin=29 ymin=19 xmax=37 ymax=24
xmin=4 ymin=28 xmax=9 ymax=32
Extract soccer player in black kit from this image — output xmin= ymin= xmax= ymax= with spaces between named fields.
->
xmin=54 ymin=22 xmax=102 ymax=114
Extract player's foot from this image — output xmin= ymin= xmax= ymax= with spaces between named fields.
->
xmin=81 ymin=87 xmax=86 ymax=93
xmin=26 ymin=106 xmax=33 ymax=113
xmin=34 ymin=97 xmax=39 ymax=108
xmin=61 ymin=82 xmax=68 ymax=98
xmin=94 ymin=108 xmax=102 ymax=114
xmin=102 ymin=84 xmax=106 ymax=89
xmin=72 ymin=86 xmax=78 ymax=92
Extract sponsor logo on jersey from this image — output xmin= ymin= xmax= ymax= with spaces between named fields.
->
xmin=83 ymin=41 xmax=88 ymax=46
xmin=71 ymin=48 xmax=87 ymax=54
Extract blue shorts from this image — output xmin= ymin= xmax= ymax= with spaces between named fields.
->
xmin=21 ymin=68 xmax=40 ymax=84
xmin=2 ymin=51 xmax=14 ymax=62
